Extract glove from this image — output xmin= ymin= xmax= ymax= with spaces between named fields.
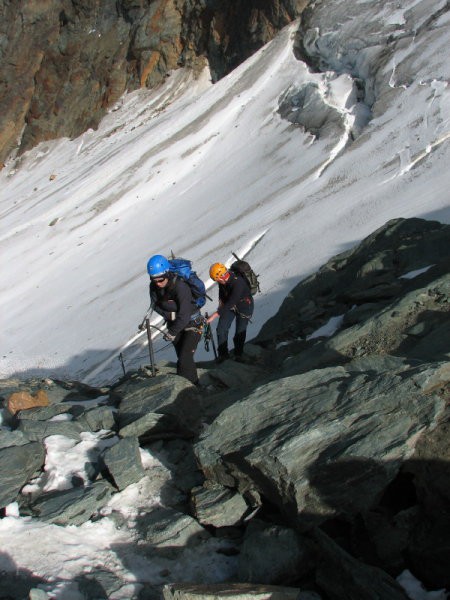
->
xmin=164 ymin=332 xmax=176 ymax=342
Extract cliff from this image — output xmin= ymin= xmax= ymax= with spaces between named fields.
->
xmin=0 ymin=0 xmax=306 ymax=164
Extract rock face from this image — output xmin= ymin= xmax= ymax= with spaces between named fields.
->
xmin=195 ymin=218 xmax=450 ymax=591
xmin=196 ymin=359 xmax=446 ymax=525
xmin=0 ymin=217 xmax=448 ymax=599
xmin=257 ymin=218 xmax=450 ymax=371
xmin=0 ymin=0 xmax=306 ymax=164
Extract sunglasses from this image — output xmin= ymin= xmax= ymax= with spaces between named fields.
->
xmin=152 ymin=276 xmax=167 ymax=283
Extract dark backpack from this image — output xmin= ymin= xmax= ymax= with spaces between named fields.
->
xmin=168 ymin=258 xmax=207 ymax=308
xmin=230 ymin=255 xmax=260 ymax=295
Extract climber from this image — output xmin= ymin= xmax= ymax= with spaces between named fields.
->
xmin=147 ymin=254 xmax=203 ymax=384
xmin=207 ymin=262 xmax=254 ymax=362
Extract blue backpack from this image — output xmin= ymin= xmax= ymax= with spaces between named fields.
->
xmin=169 ymin=258 xmax=207 ymax=308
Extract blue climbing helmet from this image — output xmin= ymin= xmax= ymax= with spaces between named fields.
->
xmin=147 ymin=254 xmax=170 ymax=278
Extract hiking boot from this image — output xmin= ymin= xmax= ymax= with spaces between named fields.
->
xmin=233 ymin=353 xmax=253 ymax=364
xmin=215 ymin=355 xmax=229 ymax=364
xmin=232 ymin=355 xmax=245 ymax=363
xmin=195 ymin=381 xmax=209 ymax=392
xmin=216 ymin=343 xmax=229 ymax=364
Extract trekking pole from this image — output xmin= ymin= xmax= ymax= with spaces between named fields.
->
xmin=118 ymin=353 xmax=126 ymax=377
xmin=145 ymin=317 xmax=156 ymax=377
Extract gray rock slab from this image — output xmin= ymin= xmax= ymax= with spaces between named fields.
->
xmin=163 ymin=583 xmax=307 ymax=600
xmin=102 ymin=437 xmax=145 ymax=490
xmin=195 ymin=360 xmax=447 ymax=529
xmin=206 ymin=360 xmax=267 ymax=390
xmin=0 ymin=442 xmax=45 ymax=508
xmin=77 ymin=405 xmax=116 ymax=432
xmin=115 ymin=374 xmax=201 ymax=437
xmin=191 ymin=483 xmax=248 ymax=528
xmin=16 ymin=403 xmax=72 ymax=421
xmin=17 ymin=419 xmax=84 ymax=442
xmin=74 ymin=568 xmax=124 ymax=599
xmin=120 ymin=411 xmax=195 ymax=441
xmin=313 ymin=527 xmax=409 ymax=600
xmin=0 ymin=428 xmax=30 ymax=449
xmin=21 ymin=479 xmax=114 ymax=525
xmin=238 ymin=521 xmax=312 ymax=584
xmin=135 ymin=506 xmax=210 ymax=557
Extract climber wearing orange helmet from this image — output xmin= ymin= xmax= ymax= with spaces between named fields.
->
xmin=207 ymin=262 xmax=254 ymax=362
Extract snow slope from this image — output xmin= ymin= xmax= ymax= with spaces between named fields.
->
xmin=1 ymin=0 xmax=449 ymax=385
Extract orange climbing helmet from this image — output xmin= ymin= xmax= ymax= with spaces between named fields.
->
xmin=209 ymin=262 xmax=228 ymax=282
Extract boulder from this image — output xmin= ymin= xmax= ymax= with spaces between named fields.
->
xmin=195 ymin=360 xmax=447 ymax=529
xmin=0 ymin=429 xmax=30 ymax=449
xmin=21 ymin=479 xmax=114 ymax=525
xmin=1 ymin=377 xmax=109 ymax=408
xmin=191 ymin=483 xmax=249 ymax=528
xmin=120 ymin=411 xmax=195 ymax=441
xmin=238 ymin=520 xmax=313 ymax=584
xmin=280 ymin=271 xmax=450 ymax=377
xmin=313 ymin=528 xmax=409 ymax=600
xmin=0 ymin=573 xmax=46 ymax=600
xmin=16 ymin=403 xmax=71 ymax=421
xmin=77 ymin=405 xmax=116 ymax=432
xmin=115 ymin=374 xmax=201 ymax=439
xmin=17 ymin=419 xmax=85 ymax=442
xmin=102 ymin=437 xmax=145 ymax=491
xmin=0 ymin=442 xmax=45 ymax=508
xmin=7 ymin=390 xmax=49 ymax=415
xmin=135 ymin=506 xmax=210 ymax=559
xmin=403 ymin=390 xmax=450 ymax=589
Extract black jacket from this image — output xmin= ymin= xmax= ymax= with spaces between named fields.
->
xmin=218 ymin=271 xmax=253 ymax=318
xmin=150 ymin=275 xmax=199 ymax=337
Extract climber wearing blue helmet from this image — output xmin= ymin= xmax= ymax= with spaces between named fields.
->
xmin=147 ymin=254 xmax=203 ymax=384
xmin=147 ymin=254 xmax=171 ymax=279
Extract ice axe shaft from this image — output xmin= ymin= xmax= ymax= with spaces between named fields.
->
xmin=145 ymin=318 xmax=156 ymax=377
xmin=204 ymin=313 xmax=218 ymax=359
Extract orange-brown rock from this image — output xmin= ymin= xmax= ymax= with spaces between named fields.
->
xmin=7 ymin=390 xmax=50 ymax=416
xmin=0 ymin=0 xmax=308 ymax=164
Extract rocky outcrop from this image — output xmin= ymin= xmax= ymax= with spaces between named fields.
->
xmin=195 ymin=359 xmax=447 ymax=524
xmin=0 ymin=0 xmax=307 ymax=164
xmin=0 ymin=218 xmax=448 ymax=599
xmin=115 ymin=372 xmax=202 ymax=440
xmin=193 ymin=217 xmax=450 ymax=594
xmin=257 ymin=218 xmax=450 ymax=363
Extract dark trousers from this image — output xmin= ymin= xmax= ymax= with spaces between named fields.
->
xmin=173 ymin=329 xmax=201 ymax=384
xmin=216 ymin=310 xmax=250 ymax=358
